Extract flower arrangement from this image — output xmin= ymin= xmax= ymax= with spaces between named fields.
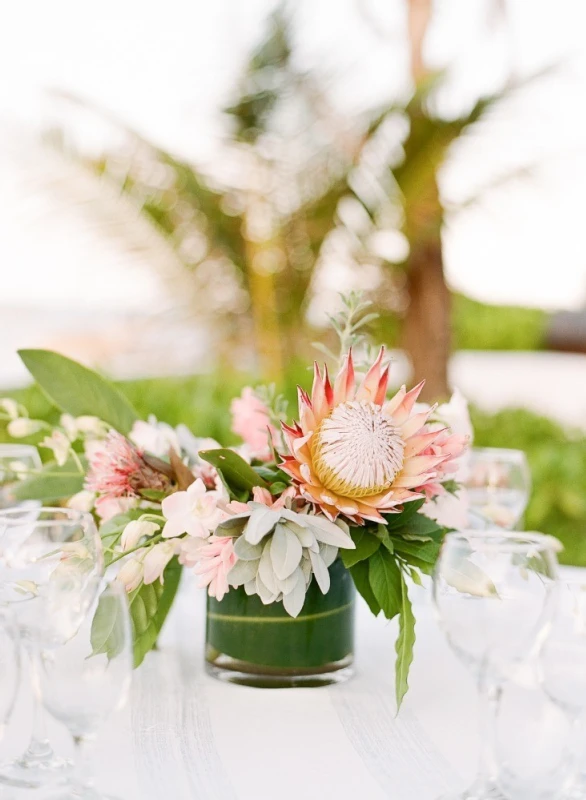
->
xmin=1 ymin=295 xmax=469 ymax=706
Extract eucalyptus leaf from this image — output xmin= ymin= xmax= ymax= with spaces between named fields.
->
xmin=282 ymin=572 xmax=307 ymax=617
xmin=227 ymin=558 xmax=259 ymax=587
xmin=319 ymin=543 xmax=338 ymax=568
xmin=233 ymin=536 xmax=263 ymax=561
xmin=18 ymin=349 xmax=138 ymax=434
xmin=258 ymin=542 xmax=278 ymax=594
xmin=270 ymin=523 xmax=302 ymax=580
xmin=309 ymin=549 xmax=330 ymax=594
xmin=306 ymin=515 xmax=355 ymax=548
xmin=245 ymin=506 xmax=282 ymax=545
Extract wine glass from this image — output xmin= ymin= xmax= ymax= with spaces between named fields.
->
xmin=541 ymin=580 xmax=586 ymax=799
xmin=0 ymin=507 xmax=103 ymax=789
xmin=433 ymin=530 xmax=559 ymax=800
xmin=37 ymin=580 xmax=133 ymax=800
xmin=463 ymin=448 xmax=531 ymax=530
xmin=0 ymin=445 xmax=42 ymax=509
xmin=0 ymin=606 xmax=20 ymax=743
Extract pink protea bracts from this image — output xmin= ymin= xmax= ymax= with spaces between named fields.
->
xmin=86 ymin=431 xmax=170 ymax=500
xmin=279 ymin=348 xmax=463 ymax=525
xmin=416 ymin=428 xmax=469 ymax=498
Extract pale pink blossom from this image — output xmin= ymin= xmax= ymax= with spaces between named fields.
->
xmin=143 ymin=540 xmax=181 ymax=585
xmin=191 ymin=535 xmax=237 ymax=601
xmin=67 ymin=490 xmax=96 ymax=513
xmin=117 ymin=554 xmax=145 ymax=592
xmin=230 ymin=387 xmax=278 ymax=461
xmin=415 ymin=429 xmax=469 ymax=499
xmin=86 ymin=431 xmax=169 ymax=499
xmin=161 ymin=478 xmax=226 ymax=539
xmin=226 ymin=485 xmax=298 ymax=515
xmin=40 ymin=430 xmax=71 ymax=466
xmin=121 ymin=519 xmax=160 ymax=551
xmin=129 ymin=417 xmax=180 ymax=458
xmin=95 ymin=495 xmax=138 ymax=522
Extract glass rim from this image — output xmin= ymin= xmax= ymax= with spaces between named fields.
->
xmin=469 ymin=446 xmax=529 ymax=461
xmin=0 ymin=444 xmax=41 ymax=458
xmin=0 ymin=506 xmax=94 ymax=528
xmin=443 ymin=529 xmax=560 ymax=554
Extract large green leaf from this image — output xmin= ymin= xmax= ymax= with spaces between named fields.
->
xmin=368 ymin=548 xmax=402 ymax=620
xmin=348 ymin=561 xmax=381 ymax=617
xmin=90 ymin=585 xmax=129 ymax=660
xmin=395 ymin=571 xmax=416 ymax=711
xmin=128 ymin=559 xmax=182 ymax=667
xmin=341 ymin=528 xmax=381 ymax=569
xmin=11 ymin=458 xmax=85 ymax=503
xmin=18 ymin=349 xmax=138 ymax=434
xmin=199 ymin=448 xmax=268 ymax=500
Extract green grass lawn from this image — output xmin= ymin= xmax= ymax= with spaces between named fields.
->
xmin=3 ymin=371 xmax=584 ymax=566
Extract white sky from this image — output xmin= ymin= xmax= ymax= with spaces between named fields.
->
xmin=1 ymin=0 xmax=586 ymax=312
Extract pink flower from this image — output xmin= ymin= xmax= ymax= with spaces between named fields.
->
xmin=161 ymin=478 xmax=226 ymax=539
xmin=226 ymin=485 xmax=298 ymax=515
xmin=95 ymin=495 xmax=138 ymax=522
xmin=86 ymin=431 xmax=169 ymax=500
xmin=189 ymin=535 xmax=237 ymax=601
xmin=230 ymin=387 xmax=278 ymax=461
xmin=416 ymin=429 xmax=469 ymax=499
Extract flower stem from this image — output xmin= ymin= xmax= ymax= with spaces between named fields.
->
xmin=109 ymin=534 xmax=165 ymax=565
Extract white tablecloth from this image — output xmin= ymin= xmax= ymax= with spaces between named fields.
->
xmin=0 ymin=573 xmax=574 ymax=800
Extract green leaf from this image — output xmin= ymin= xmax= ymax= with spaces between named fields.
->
xmin=341 ymin=528 xmax=381 ymax=568
xmin=199 ymin=448 xmax=268 ymax=500
xmin=392 ymin=538 xmax=441 ymax=565
xmin=383 ymin=499 xmax=426 ymax=530
xmin=442 ymin=479 xmax=460 ymax=497
xmin=348 ymin=561 xmax=381 ymax=616
xmin=18 ymin=349 xmax=138 ymax=434
xmin=90 ymin=585 xmax=128 ymax=660
xmin=398 ymin=513 xmax=446 ymax=542
xmin=128 ymin=559 xmax=182 ymax=667
xmin=369 ymin=549 xmax=402 ymax=620
xmin=11 ymin=459 xmax=85 ymax=503
xmin=139 ymin=488 xmax=168 ymax=502
xmin=395 ymin=571 xmax=416 ymax=710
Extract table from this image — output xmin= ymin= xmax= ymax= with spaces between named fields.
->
xmin=0 ymin=573 xmax=573 ymax=800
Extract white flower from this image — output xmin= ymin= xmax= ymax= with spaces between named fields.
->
xmin=130 ymin=416 xmax=179 ymax=458
xmin=175 ymin=425 xmax=221 ymax=464
xmin=67 ymin=490 xmax=96 ymax=512
xmin=143 ymin=540 xmax=181 ymax=585
xmin=40 ymin=430 xmax=71 ymax=466
xmin=76 ymin=416 xmax=108 ymax=437
xmin=60 ymin=414 xmax=79 ymax=440
xmin=434 ymin=389 xmax=473 ymax=443
xmin=0 ymin=399 xmax=19 ymax=420
xmin=7 ymin=418 xmax=43 ymax=438
xmin=161 ymin=479 xmax=226 ymax=539
xmin=121 ymin=519 xmax=160 ymax=551
xmin=117 ymin=556 xmax=144 ymax=592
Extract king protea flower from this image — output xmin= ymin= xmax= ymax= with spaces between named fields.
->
xmin=280 ymin=348 xmax=458 ymax=525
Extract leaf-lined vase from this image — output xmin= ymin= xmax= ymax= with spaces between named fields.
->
xmin=205 ymin=558 xmax=355 ymax=687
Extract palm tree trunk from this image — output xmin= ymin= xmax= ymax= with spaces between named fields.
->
xmin=402 ymin=239 xmax=451 ymax=401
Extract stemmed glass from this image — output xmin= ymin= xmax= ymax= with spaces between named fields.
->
xmin=433 ymin=530 xmax=559 ymax=800
xmin=0 ymin=606 xmax=20 ymax=743
xmin=0 ymin=507 xmax=103 ymax=789
xmin=0 ymin=444 xmax=42 ymax=509
xmin=463 ymin=448 xmax=531 ymax=530
xmin=541 ymin=580 xmax=586 ymax=799
xmin=37 ymin=580 xmax=133 ymax=800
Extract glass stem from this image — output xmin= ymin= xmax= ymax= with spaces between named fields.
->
xmin=23 ymin=639 xmax=53 ymax=760
xmin=476 ymin=661 xmax=501 ymax=786
xmin=72 ymin=734 xmax=96 ymax=791
xmin=564 ymin=713 xmax=584 ymax=791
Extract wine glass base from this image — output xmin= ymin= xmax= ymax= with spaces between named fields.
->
xmin=44 ymin=792 xmax=120 ymax=800
xmin=0 ymin=754 xmax=73 ymax=789
xmin=438 ymin=781 xmax=509 ymax=800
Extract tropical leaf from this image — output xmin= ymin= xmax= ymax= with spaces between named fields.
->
xmin=348 ymin=560 xmax=381 ymax=616
xmin=395 ymin=571 xmax=416 ymax=710
xmin=199 ymin=448 xmax=268 ymax=499
xmin=18 ymin=349 xmax=138 ymax=434
xmin=368 ymin=548 xmax=402 ymax=620
xmin=341 ymin=528 xmax=381 ymax=568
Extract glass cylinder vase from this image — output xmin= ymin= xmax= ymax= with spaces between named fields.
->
xmin=205 ymin=558 xmax=355 ymax=687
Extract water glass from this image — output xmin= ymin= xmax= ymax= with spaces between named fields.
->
xmin=541 ymin=580 xmax=586 ymax=799
xmin=0 ymin=607 xmax=20 ymax=743
xmin=433 ymin=530 xmax=559 ymax=800
xmin=38 ymin=580 xmax=133 ymax=800
xmin=463 ymin=448 xmax=531 ymax=530
xmin=0 ymin=507 xmax=103 ymax=789
xmin=0 ymin=444 xmax=42 ymax=509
